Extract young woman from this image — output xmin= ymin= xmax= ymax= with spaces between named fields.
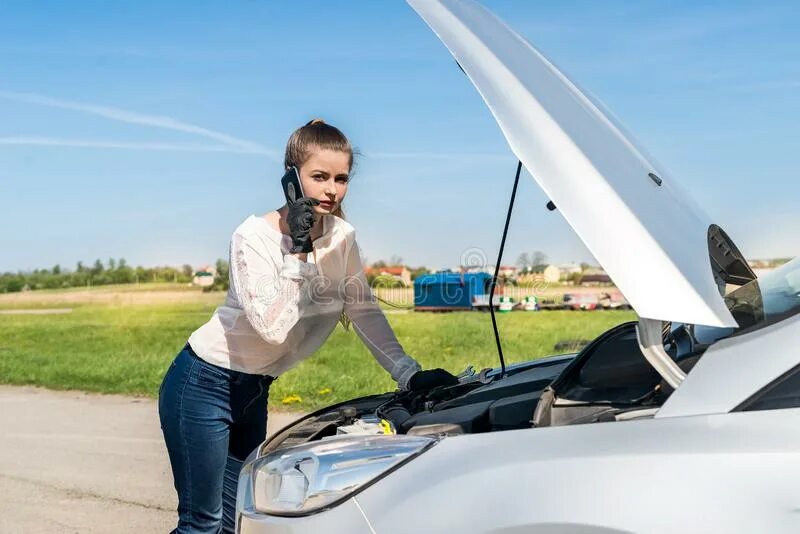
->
xmin=158 ymin=119 xmax=458 ymax=533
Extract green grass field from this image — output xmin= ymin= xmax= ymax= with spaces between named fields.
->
xmin=0 ymin=286 xmax=634 ymax=410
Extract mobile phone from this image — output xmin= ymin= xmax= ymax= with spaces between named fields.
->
xmin=280 ymin=166 xmax=305 ymax=204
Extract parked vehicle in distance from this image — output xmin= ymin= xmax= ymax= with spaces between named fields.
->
xmin=518 ymin=295 xmax=539 ymax=311
xmin=537 ymin=297 xmax=563 ymax=311
xmin=561 ymin=292 xmax=599 ymax=310
xmin=471 ymin=293 xmax=514 ymax=311
xmin=470 ymin=293 xmax=501 ymax=311
xmin=598 ymin=290 xmax=632 ymax=310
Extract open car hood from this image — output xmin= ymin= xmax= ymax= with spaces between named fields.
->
xmin=408 ymin=0 xmax=737 ymax=328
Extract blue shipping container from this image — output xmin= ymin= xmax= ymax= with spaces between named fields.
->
xmin=414 ymin=271 xmax=493 ymax=311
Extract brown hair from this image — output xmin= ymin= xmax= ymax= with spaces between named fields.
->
xmin=284 ymin=118 xmax=354 ymax=220
xmin=284 ymin=118 xmax=354 ymax=330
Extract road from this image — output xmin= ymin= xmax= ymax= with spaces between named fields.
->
xmin=0 ymin=385 xmax=303 ymax=533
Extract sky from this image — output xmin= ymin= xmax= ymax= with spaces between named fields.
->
xmin=2 ymin=0 xmax=798 ymax=273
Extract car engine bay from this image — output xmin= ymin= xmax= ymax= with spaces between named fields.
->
xmin=260 ymin=317 xmax=731 ymax=455
xmin=261 ymin=355 xmax=571 ymax=454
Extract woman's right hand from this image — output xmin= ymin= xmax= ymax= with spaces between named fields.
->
xmin=407 ymin=368 xmax=459 ymax=391
xmin=286 ymin=185 xmax=320 ymax=254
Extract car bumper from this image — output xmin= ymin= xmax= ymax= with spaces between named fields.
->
xmin=236 ymin=499 xmax=374 ymax=534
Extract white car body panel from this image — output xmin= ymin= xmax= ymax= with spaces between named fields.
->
xmin=407 ymin=0 xmax=736 ymax=328
xmin=658 ymin=313 xmax=800 ymax=418
xmin=238 ymin=499 xmax=373 ymax=534
xmin=239 ymin=409 xmax=800 ymax=534
xmin=352 ymin=409 xmax=800 ymax=534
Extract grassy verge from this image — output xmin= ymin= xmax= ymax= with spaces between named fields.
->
xmin=0 ymin=289 xmax=633 ymax=411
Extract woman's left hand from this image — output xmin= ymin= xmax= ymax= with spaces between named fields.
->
xmin=407 ymin=368 xmax=459 ymax=391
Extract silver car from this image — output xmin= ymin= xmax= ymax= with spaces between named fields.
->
xmin=236 ymin=1 xmax=800 ymax=532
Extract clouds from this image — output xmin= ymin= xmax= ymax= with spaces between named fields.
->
xmin=0 ymin=136 xmax=273 ymax=155
xmin=0 ymin=90 xmax=514 ymax=163
xmin=0 ymin=90 xmax=280 ymax=159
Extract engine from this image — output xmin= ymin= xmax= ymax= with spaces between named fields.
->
xmin=262 ymin=356 xmax=572 ymax=454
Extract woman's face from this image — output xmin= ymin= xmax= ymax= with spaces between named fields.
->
xmin=297 ymin=147 xmax=350 ymax=215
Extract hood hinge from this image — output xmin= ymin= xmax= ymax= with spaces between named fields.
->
xmin=636 ymin=317 xmax=686 ymax=389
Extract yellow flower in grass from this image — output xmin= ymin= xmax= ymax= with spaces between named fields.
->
xmin=281 ymin=394 xmax=303 ymax=405
xmin=318 ymin=387 xmax=332 ymax=395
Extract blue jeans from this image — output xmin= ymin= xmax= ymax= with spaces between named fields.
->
xmin=158 ymin=343 xmax=274 ymax=533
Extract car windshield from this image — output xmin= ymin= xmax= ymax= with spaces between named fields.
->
xmin=693 ymin=257 xmax=800 ymax=345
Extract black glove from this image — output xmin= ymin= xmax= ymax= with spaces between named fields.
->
xmin=286 ymin=185 xmax=320 ymax=254
xmin=408 ymin=368 xmax=459 ymax=391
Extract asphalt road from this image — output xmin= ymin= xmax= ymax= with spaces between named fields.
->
xmin=0 ymin=385 xmax=303 ymax=533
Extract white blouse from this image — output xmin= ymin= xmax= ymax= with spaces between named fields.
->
xmin=188 ymin=213 xmax=421 ymax=389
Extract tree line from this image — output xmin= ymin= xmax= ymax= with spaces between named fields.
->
xmin=0 ymin=258 xmax=230 ymax=293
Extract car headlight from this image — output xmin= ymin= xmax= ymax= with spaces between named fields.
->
xmin=237 ymin=435 xmax=435 ymax=517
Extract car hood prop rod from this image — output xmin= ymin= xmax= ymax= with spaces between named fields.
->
xmin=636 ymin=317 xmax=687 ymax=389
xmin=489 ymin=160 xmax=523 ymax=379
